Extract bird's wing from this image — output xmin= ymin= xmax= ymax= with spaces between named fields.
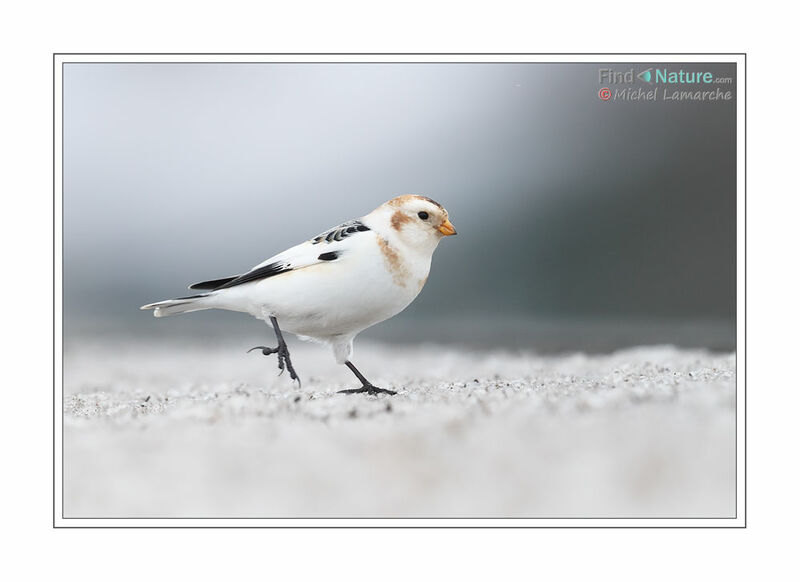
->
xmin=188 ymin=219 xmax=372 ymax=291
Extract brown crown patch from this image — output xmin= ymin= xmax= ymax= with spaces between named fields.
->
xmin=390 ymin=210 xmax=412 ymax=231
xmin=387 ymin=194 xmax=444 ymax=210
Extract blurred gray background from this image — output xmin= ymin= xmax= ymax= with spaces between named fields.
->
xmin=63 ymin=62 xmax=736 ymax=352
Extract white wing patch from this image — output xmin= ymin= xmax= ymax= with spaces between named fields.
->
xmin=190 ymin=220 xmax=372 ymax=291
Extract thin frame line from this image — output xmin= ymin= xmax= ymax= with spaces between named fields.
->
xmin=54 ymin=53 xmax=745 ymax=528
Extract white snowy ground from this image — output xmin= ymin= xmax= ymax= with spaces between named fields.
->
xmin=63 ymin=339 xmax=736 ymax=518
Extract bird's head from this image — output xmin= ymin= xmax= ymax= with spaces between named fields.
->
xmin=366 ymin=195 xmax=457 ymax=253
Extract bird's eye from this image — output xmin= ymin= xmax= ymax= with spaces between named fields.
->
xmin=418 ymin=211 xmax=429 ymax=220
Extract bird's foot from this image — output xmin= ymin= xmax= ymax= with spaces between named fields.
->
xmin=338 ymin=384 xmax=397 ymax=396
xmin=248 ymin=342 xmax=301 ymax=386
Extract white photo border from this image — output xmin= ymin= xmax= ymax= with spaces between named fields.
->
xmin=53 ymin=53 xmax=745 ymax=528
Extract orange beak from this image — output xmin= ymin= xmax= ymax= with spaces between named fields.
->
xmin=438 ymin=219 xmax=457 ymax=236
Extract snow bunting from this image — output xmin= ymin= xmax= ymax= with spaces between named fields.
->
xmin=141 ymin=195 xmax=457 ymax=395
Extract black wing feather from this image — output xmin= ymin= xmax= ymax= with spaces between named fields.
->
xmin=311 ymin=220 xmax=369 ymax=245
xmin=189 ymin=276 xmax=239 ymax=290
xmin=210 ymin=261 xmax=292 ymax=290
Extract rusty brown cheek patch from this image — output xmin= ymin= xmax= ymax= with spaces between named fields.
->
xmin=378 ymin=237 xmax=409 ymax=287
xmin=391 ymin=210 xmax=412 ymax=231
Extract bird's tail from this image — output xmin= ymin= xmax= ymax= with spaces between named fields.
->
xmin=140 ymin=293 xmax=213 ymax=318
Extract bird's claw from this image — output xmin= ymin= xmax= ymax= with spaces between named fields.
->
xmin=338 ymin=384 xmax=397 ymax=396
xmin=249 ymin=342 xmax=301 ymax=387
xmin=248 ymin=346 xmax=278 ymax=356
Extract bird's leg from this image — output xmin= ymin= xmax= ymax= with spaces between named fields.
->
xmin=248 ymin=316 xmax=301 ymax=385
xmin=338 ymin=361 xmax=397 ymax=395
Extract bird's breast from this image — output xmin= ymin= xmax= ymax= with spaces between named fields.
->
xmin=376 ymin=235 xmax=412 ymax=288
xmin=375 ymin=234 xmax=433 ymax=292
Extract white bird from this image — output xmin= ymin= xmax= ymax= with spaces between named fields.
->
xmin=140 ymin=195 xmax=457 ymax=395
